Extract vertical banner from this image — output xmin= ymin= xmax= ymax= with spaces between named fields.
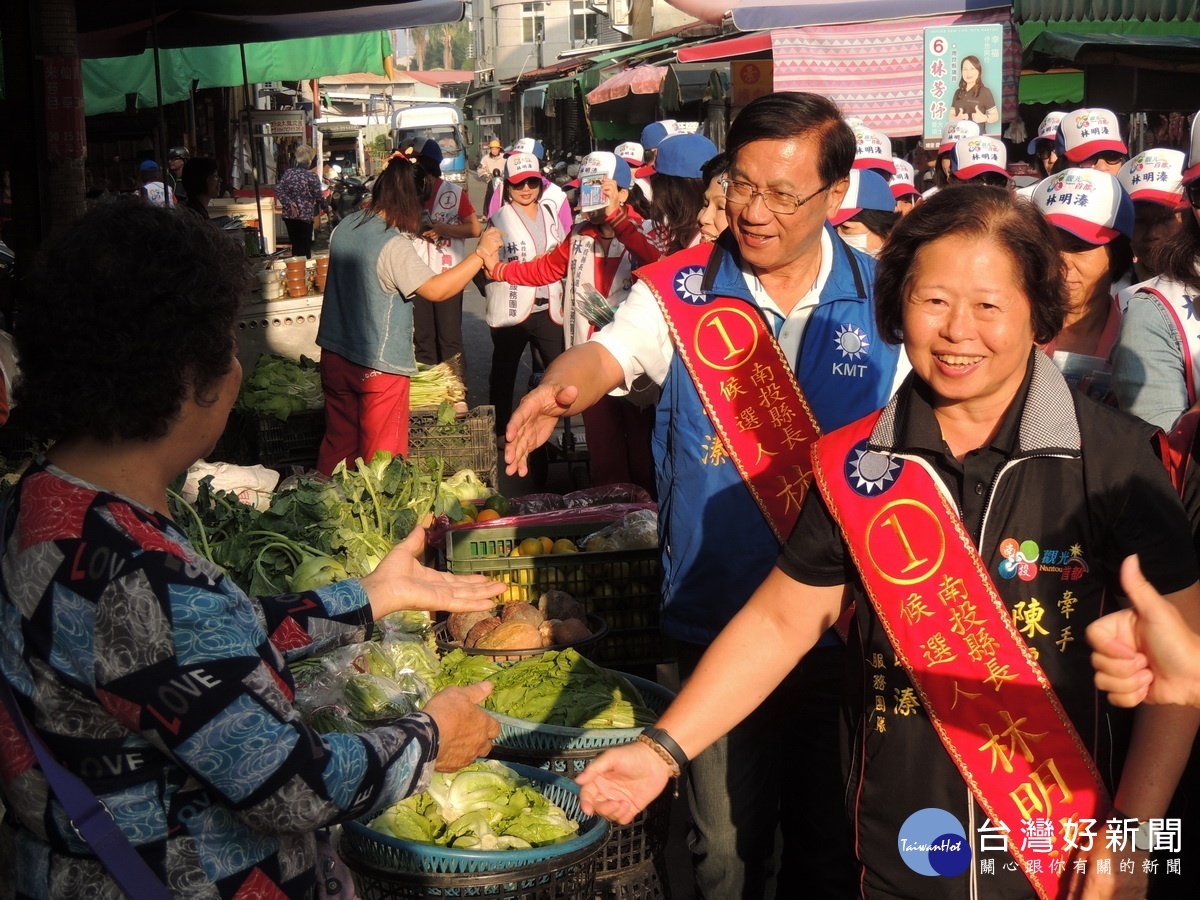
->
xmin=923 ymin=25 xmax=1003 ymax=149
xmin=43 ymin=56 xmax=87 ymax=160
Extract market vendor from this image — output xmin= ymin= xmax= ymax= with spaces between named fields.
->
xmin=316 ymin=153 xmax=500 ymax=476
xmin=0 ymin=199 xmax=506 ymax=899
xmin=574 ymin=184 xmax=1200 ymax=900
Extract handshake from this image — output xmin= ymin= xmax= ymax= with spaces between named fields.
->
xmin=474 ymin=226 xmax=504 ymax=277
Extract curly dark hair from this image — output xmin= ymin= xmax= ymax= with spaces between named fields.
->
xmin=15 ymin=199 xmax=248 ymax=442
xmin=874 ymin=184 xmax=1068 ymax=346
xmin=647 ymin=171 xmax=704 ymax=253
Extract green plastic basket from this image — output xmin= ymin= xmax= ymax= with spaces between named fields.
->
xmin=341 ymin=762 xmax=609 ymax=875
xmin=490 ymin=673 xmax=675 ymax=754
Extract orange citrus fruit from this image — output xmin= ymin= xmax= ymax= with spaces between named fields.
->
xmin=476 ymin=508 xmax=501 ymax=522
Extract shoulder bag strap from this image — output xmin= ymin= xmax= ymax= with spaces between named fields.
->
xmin=0 ymin=671 xmax=171 ymax=898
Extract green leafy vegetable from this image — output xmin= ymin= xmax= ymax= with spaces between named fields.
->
xmin=236 ymin=354 xmax=323 ymax=421
xmin=435 ymin=649 xmax=656 ymax=729
xmin=368 ymin=760 xmax=578 ymax=849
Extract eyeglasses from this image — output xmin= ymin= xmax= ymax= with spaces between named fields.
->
xmin=1036 ymin=146 xmax=1055 ymax=161
xmin=1187 ymin=181 xmax=1200 ymax=209
xmin=971 ymin=172 xmax=1011 ymax=188
xmin=511 ymin=177 xmax=541 ymax=190
xmin=722 ymin=178 xmax=828 ymax=215
xmin=1080 ymin=151 xmax=1128 ymax=168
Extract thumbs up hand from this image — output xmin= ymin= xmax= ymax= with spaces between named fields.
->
xmin=1087 ymin=555 xmax=1200 ymax=707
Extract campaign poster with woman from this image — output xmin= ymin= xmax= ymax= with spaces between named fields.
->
xmin=923 ymin=24 xmax=1004 ymax=145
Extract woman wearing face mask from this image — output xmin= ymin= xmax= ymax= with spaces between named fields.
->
xmin=696 ymin=152 xmax=730 ymax=243
xmin=829 ymin=169 xmax=898 ymax=257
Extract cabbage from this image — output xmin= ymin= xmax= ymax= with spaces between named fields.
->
xmin=369 ymin=760 xmax=578 ymax=849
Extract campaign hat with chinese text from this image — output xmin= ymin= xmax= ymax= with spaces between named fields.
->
xmin=614 ymin=142 xmax=645 ymax=166
xmin=1118 ymin=150 xmax=1186 ymax=208
xmin=938 ymin=120 xmax=981 ymax=155
xmin=950 ymin=136 xmax=1008 ymax=181
xmin=505 ymin=153 xmax=542 ymax=183
xmin=1031 ymin=168 xmax=1134 ymax=244
xmin=889 ymin=159 xmax=920 ymax=199
xmin=1055 ymin=108 xmax=1128 ymax=164
xmin=852 ymin=125 xmax=895 ymax=176
xmin=512 ymin=138 xmax=545 ymax=160
xmin=1027 ymin=111 xmax=1067 ymax=155
xmin=579 ymin=151 xmax=633 ymax=189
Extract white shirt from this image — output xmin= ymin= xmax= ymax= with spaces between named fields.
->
xmin=592 ymin=229 xmax=836 ymax=395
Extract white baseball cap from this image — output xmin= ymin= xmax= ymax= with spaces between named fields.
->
xmin=938 ymin=120 xmax=981 ymax=155
xmin=512 ymin=138 xmax=545 ymax=159
xmin=1185 ymin=111 xmax=1200 ymax=185
xmin=1118 ymin=150 xmax=1186 ymax=208
xmin=1031 ymin=168 xmax=1134 ymax=244
xmin=852 ymin=125 xmax=895 ymax=176
xmin=1027 ymin=111 xmax=1067 ymax=154
xmin=505 ymin=153 xmax=542 ymax=183
xmin=950 ymin=136 xmax=1008 ymax=181
xmin=889 ymin=159 xmax=920 ymax=199
xmin=614 ymin=141 xmax=644 ymax=166
xmin=579 ymin=151 xmax=633 ymax=189
xmin=1055 ymin=108 xmax=1128 ymax=164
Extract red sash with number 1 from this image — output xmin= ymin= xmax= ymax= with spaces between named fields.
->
xmin=638 ymin=243 xmax=822 ymax=541
xmin=812 ymin=412 xmax=1108 ymax=899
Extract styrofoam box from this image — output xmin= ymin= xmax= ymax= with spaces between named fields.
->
xmin=236 ymin=293 xmax=323 ymax=377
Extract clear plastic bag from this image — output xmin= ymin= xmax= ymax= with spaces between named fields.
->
xmin=580 ymin=508 xmax=659 ymax=552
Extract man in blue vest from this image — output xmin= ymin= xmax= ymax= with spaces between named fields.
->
xmin=500 ymin=92 xmax=905 ymax=898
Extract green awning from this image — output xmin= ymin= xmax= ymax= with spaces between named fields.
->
xmin=1023 ymin=31 xmax=1200 ymax=72
xmin=1013 ymin=0 xmax=1200 ymax=25
xmin=589 ymin=120 xmax=643 ymax=141
xmin=574 ymin=36 xmax=681 ymax=95
xmin=1019 ymin=71 xmax=1084 ymax=105
xmin=83 ymin=31 xmax=392 ymax=116
xmin=545 ymin=77 xmax=578 ymax=102
xmin=1018 ymin=17 xmax=1200 ymax=46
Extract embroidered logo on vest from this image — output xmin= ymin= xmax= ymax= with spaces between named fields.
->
xmin=674 ymin=266 xmax=709 ymax=305
xmin=845 ymin=439 xmax=902 ymax=496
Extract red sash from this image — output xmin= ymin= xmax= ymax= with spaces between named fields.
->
xmin=813 ymin=413 xmax=1108 ymax=899
xmin=637 ymin=243 xmax=822 ymax=541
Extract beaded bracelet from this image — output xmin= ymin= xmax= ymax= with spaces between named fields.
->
xmin=635 ymin=733 xmax=681 ymax=778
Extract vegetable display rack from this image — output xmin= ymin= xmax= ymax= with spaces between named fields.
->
xmin=251 ymin=408 xmax=326 ymax=469
xmin=409 ymin=405 xmax=497 ymax=488
xmin=445 ymin=522 xmax=665 ymax=670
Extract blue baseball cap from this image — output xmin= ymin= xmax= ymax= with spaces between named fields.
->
xmin=414 ymin=138 xmax=442 ymax=164
xmin=139 ymin=160 xmax=160 ymax=172
xmin=640 ymin=120 xmax=677 ymax=150
xmin=579 ymin=151 xmax=633 ymax=189
xmin=829 ymin=169 xmax=896 ymax=226
xmin=654 ymin=134 xmax=718 ymax=179
xmin=512 ymin=138 xmax=545 ymax=160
